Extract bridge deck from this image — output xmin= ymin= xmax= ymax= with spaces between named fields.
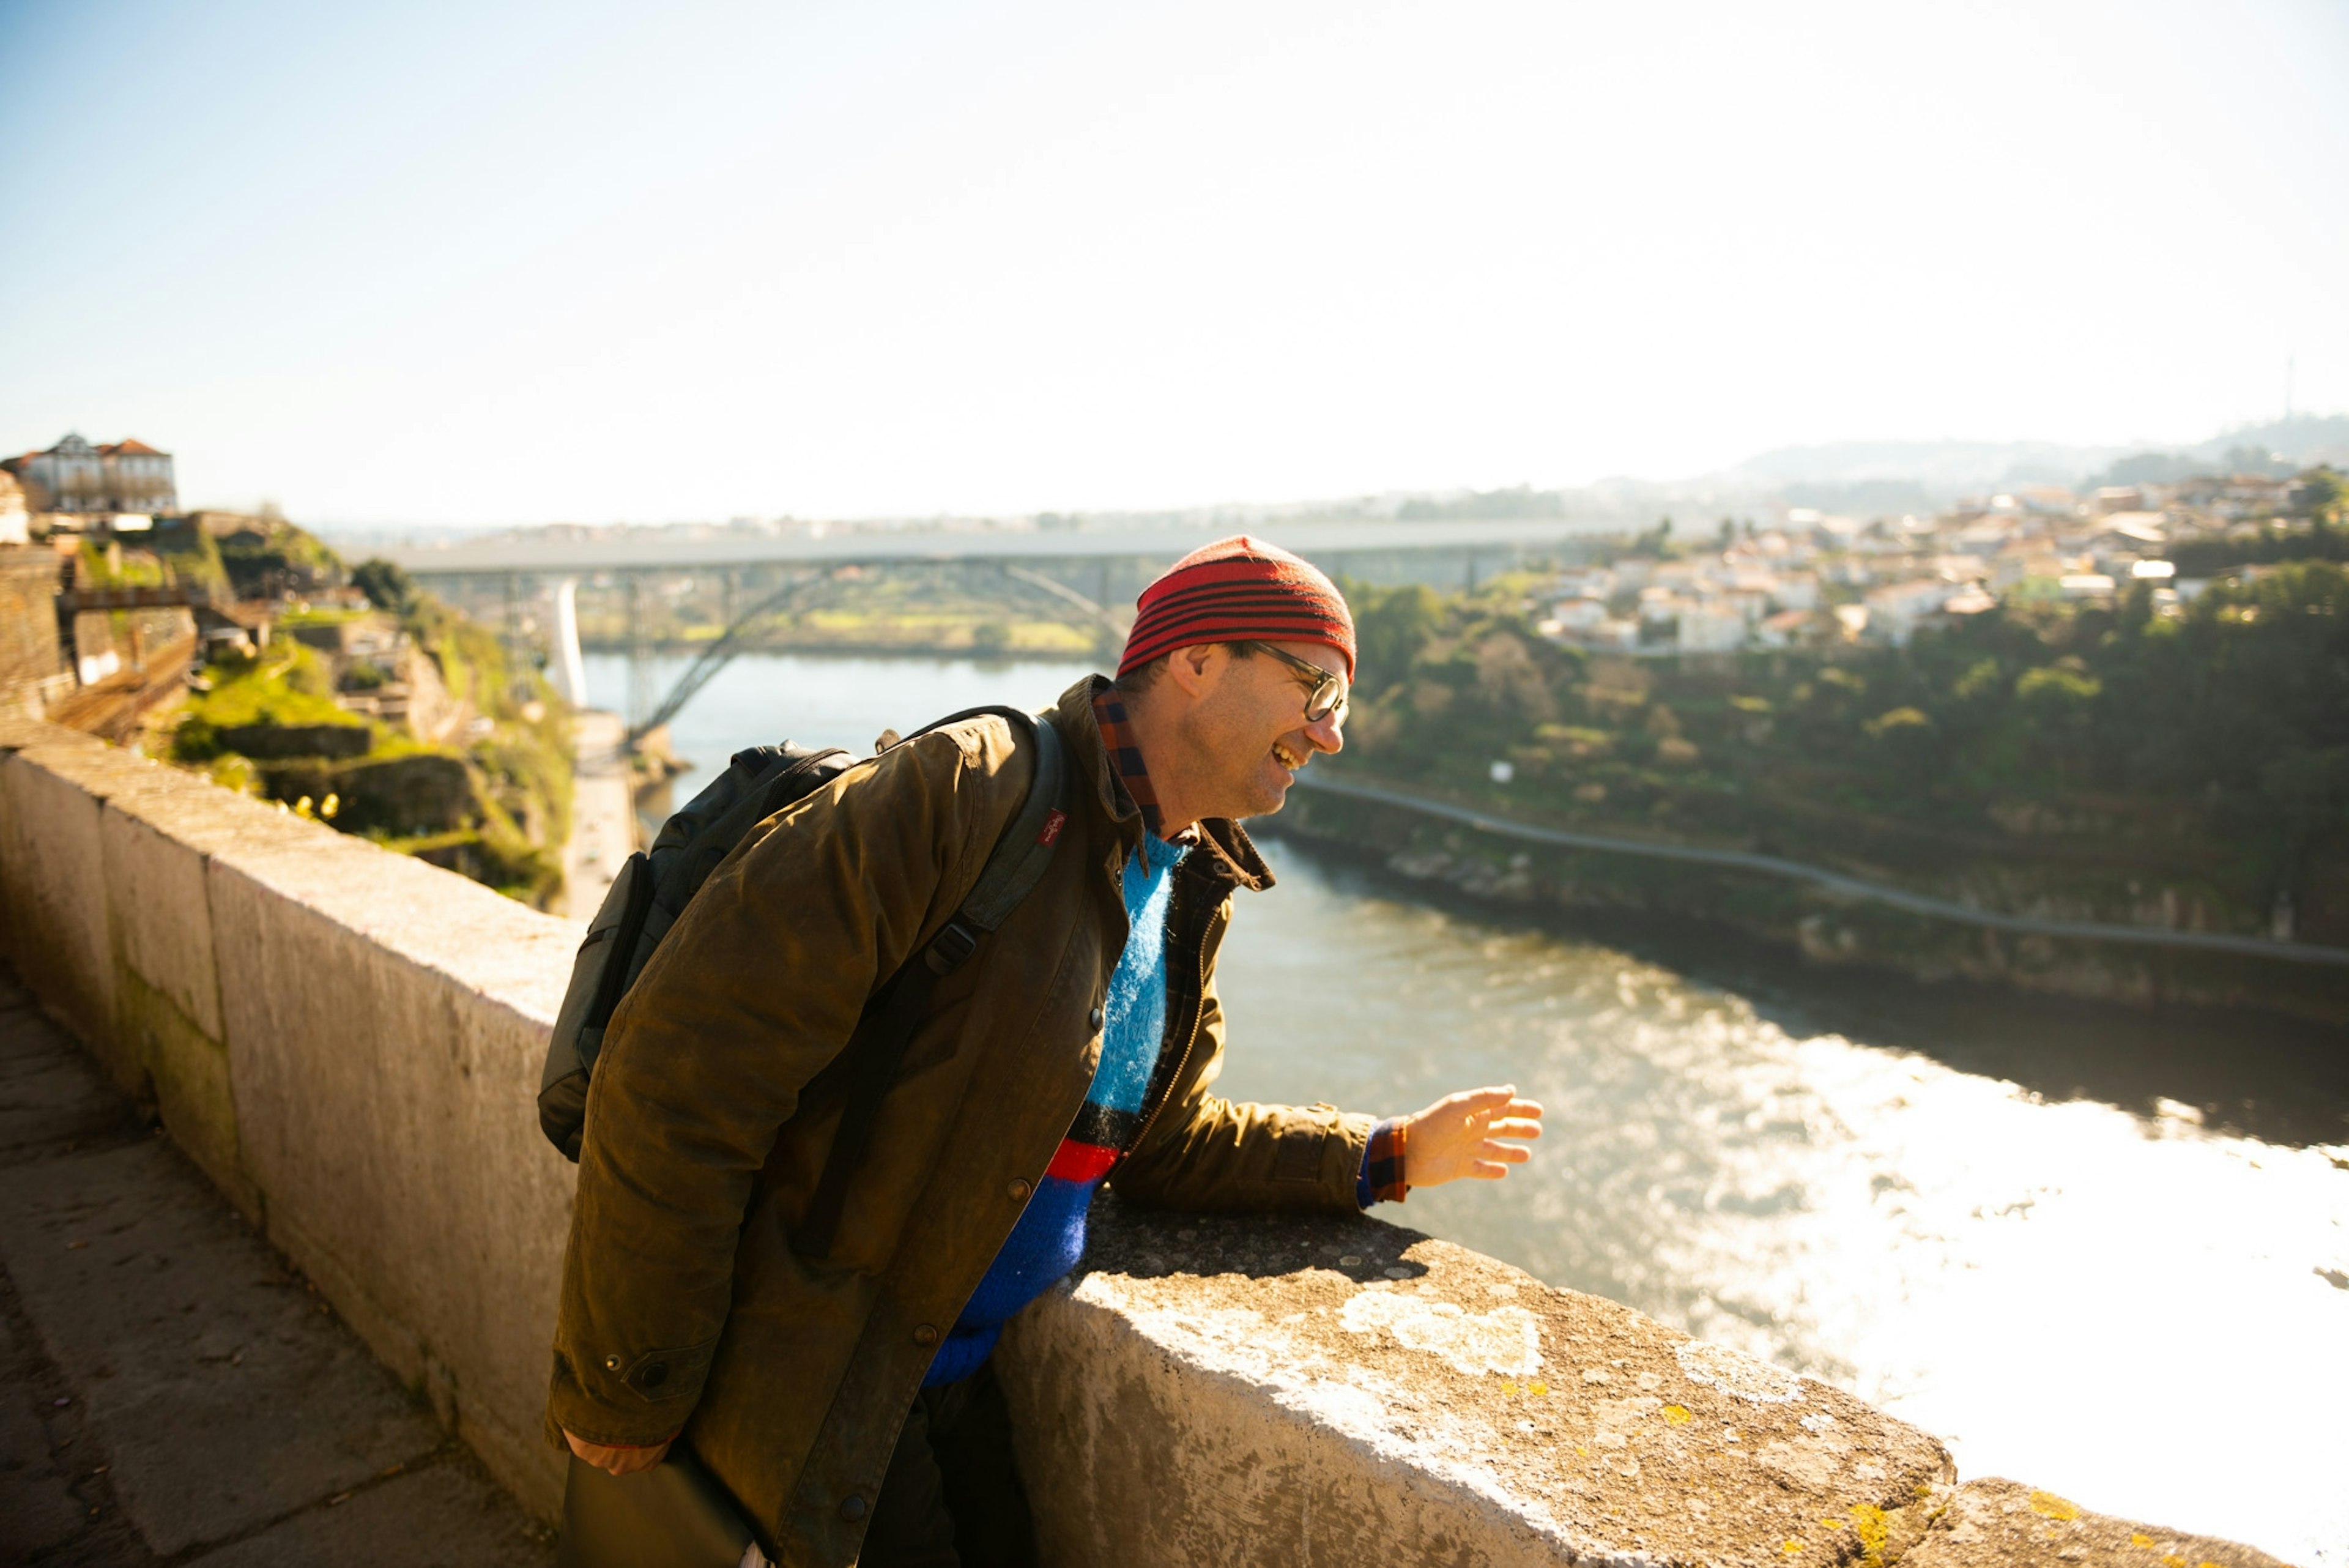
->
xmin=379 ymin=516 xmax=1633 ymax=575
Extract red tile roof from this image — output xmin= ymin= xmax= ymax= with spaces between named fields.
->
xmin=98 ymin=439 xmax=168 ymax=457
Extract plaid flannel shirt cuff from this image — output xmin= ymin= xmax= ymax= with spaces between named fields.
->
xmin=1355 ymin=1117 xmax=1407 ymax=1207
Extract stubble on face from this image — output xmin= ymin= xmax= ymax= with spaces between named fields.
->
xmin=1174 ymin=655 xmax=1314 ymax=822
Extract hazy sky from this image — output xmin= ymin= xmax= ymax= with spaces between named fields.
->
xmin=3 ymin=0 xmax=2344 ymax=526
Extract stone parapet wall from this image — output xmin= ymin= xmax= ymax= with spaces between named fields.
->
xmin=0 ymin=716 xmax=2291 ymax=1566
xmin=1 ymin=549 xmax=69 ymax=711
xmin=0 ymin=716 xmax=579 ymax=1517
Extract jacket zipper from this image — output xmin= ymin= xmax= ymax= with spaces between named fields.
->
xmin=1129 ymin=897 xmax=1222 ymax=1149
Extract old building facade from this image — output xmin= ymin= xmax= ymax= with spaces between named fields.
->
xmin=0 ymin=471 xmax=28 ymax=546
xmin=1 ymin=433 xmax=178 ymax=515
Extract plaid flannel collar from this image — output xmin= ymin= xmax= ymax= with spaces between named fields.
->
xmin=1090 ymin=685 xmax=1171 ymax=841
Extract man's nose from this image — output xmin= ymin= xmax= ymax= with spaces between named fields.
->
xmin=1305 ymin=710 xmax=1344 ymax=754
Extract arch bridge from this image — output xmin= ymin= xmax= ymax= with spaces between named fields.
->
xmin=407 ymin=557 xmax=1138 ymax=748
xmin=381 ymin=516 xmax=1618 ymax=746
xmin=610 ymin=561 xmax=1126 ymax=746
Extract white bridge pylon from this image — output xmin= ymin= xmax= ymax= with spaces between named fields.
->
xmin=548 ymin=578 xmax=590 ymax=710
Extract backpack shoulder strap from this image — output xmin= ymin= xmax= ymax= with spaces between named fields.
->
xmin=905 ymin=705 xmax=1067 ymax=953
xmin=794 ymin=706 xmax=1069 ymax=1259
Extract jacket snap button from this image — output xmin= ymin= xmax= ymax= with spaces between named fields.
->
xmin=1088 ymin=1005 xmax=1104 ymax=1031
xmin=603 ymin=1356 xmax=621 ymax=1371
xmin=913 ymin=1323 xmax=938 ymax=1346
xmin=839 ymin=1495 xmax=868 ymax=1522
xmin=1008 ymin=1179 xmax=1032 ymax=1202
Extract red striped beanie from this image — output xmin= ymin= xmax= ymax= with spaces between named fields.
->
xmin=1118 ymin=535 xmax=1356 ymax=680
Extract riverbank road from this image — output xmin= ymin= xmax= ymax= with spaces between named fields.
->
xmin=0 ymin=964 xmax=554 ymax=1567
xmin=564 ymin=707 xmax=634 ymax=921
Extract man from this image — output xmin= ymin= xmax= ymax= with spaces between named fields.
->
xmin=548 ymin=536 xmax=1543 ymax=1567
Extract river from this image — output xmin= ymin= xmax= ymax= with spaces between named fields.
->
xmin=587 ymin=650 xmax=2349 ymax=1565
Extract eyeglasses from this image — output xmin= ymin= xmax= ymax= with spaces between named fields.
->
xmin=1236 ymin=641 xmax=1349 ymax=724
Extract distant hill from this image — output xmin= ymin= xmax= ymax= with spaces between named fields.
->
xmin=1719 ymin=415 xmax=2349 ymax=513
xmin=2182 ymin=414 xmax=2349 ymax=467
xmin=1726 ymin=437 xmax=2129 ymax=491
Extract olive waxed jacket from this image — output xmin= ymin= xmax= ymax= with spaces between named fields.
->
xmin=546 ymin=676 xmax=1375 ymax=1566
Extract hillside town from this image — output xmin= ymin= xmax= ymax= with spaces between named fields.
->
xmin=0 ymin=433 xmax=352 ymax=729
xmin=1 ymin=432 xmax=576 ymax=905
xmin=1531 ymin=469 xmax=2334 ymax=654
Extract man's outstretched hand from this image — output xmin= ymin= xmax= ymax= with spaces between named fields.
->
xmin=1401 ymin=1085 xmax=1544 ymax=1187
xmin=563 ymin=1429 xmax=673 ymax=1477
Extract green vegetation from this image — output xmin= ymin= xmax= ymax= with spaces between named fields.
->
xmin=176 ymin=642 xmax=359 ymax=736
xmin=379 ymin=584 xmax=574 ymax=905
xmin=2167 ymin=468 xmax=2345 ymax=577
xmin=351 ymin=557 xmax=416 ymax=614
xmin=161 ymin=538 xmax=573 ymax=908
xmin=1337 ymin=561 xmax=2349 ymax=943
xmin=214 ymin=507 xmax=345 ymax=600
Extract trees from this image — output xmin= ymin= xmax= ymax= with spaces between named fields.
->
xmin=352 ymin=557 xmax=417 ymax=613
xmin=1345 ymin=580 xmax=1445 ymax=700
xmin=1334 ymin=556 xmax=2348 ymax=926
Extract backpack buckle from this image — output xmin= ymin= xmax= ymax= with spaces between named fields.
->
xmin=926 ymin=920 xmax=981 ymax=974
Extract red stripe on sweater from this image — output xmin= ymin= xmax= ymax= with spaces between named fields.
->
xmin=1045 ymin=1140 xmax=1119 ymax=1183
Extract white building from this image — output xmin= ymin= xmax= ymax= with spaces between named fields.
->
xmin=1539 ymin=596 xmax=1611 ymax=637
xmin=0 ymin=472 xmax=26 ymax=546
xmin=1677 ymin=601 xmax=1747 ymax=652
xmin=1553 ymin=567 xmax=1614 ymax=601
xmin=1863 ymin=578 xmax=1952 ymax=645
xmin=1768 ymin=571 xmax=1819 ymax=612
xmin=1 ymin=434 xmax=177 ymax=516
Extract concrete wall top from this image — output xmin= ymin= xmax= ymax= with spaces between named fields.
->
xmin=1006 ymin=1198 xmax=1959 ymax=1568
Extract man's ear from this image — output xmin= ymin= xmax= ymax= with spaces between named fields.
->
xmin=1160 ymin=642 xmax=1221 ymax=698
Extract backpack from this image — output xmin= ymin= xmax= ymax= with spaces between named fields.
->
xmin=536 ymin=705 xmax=1069 ymax=1258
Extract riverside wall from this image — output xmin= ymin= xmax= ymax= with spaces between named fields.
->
xmin=1272 ymin=780 xmax=2349 ymax=1027
xmin=0 ymin=714 xmax=2293 ymax=1567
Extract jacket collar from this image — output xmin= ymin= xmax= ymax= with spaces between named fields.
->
xmin=1052 ymin=675 xmax=1274 ymax=894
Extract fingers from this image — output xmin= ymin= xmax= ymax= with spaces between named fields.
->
xmin=563 ymin=1430 xmax=672 ymax=1478
xmin=601 ymin=1442 xmax=669 ymax=1477
xmin=1419 ymin=1086 xmax=1534 ymax=1126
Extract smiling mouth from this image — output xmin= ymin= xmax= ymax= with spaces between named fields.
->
xmin=1272 ymin=741 xmax=1305 ymax=771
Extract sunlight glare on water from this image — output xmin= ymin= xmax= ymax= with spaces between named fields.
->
xmin=595 ymin=652 xmax=2349 ymax=1565
xmin=1214 ymin=842 xmax=2349 ymax=1566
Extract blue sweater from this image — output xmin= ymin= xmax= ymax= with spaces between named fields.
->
xmin=922 ymin=833 xmax=1402 ymax=1386
xmin=924 ymin=831 xmax=1189 ymax=1384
